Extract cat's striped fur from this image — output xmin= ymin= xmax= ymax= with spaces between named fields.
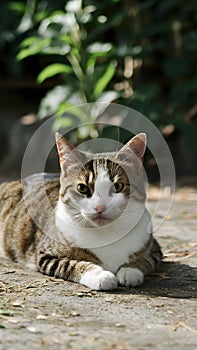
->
xmin=0 ymin=133 xmax=163 ymax=290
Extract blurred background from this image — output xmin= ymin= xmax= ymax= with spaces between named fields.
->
xmin=0 ymin=0 xmax=196 ymax=184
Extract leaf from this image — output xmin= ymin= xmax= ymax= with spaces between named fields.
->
xmin=37 ymin=64 xmax=73 ymax=83
xmin=38 ymin=85 xmax=70 ymax=119
xmin=10 ymin=2 xmax=25 ymax=13
xmin=20 ymin=36 xmax=41 ymax=48
xmin=52 ymin=117 xmax=73 ymax=133
xmin=57 ymin=102 xmax=89 ymax=123
xmin=66 ymin=0 xmax=82 ymax=13
xmin=87 ymin=42 xmax=112 ymax=55
xmin=17 ymin=38 xmax=50 ymax=60
xmin=43 ymin=45 xmax=71 ymax=56
xmin=39 ymin=11 xmax=76 ymax=35
xmin=58 ymin=103 xmax=82 ymax=118
xmin=86 ymin=56 xmax=96 ymax=74
xmin=96 ymin=90 xmax=119 ymax=104
xmin=0 ymin=309 xmax=13 ymax=316
xmin=93 ymin=61 xmax=117 ymax=98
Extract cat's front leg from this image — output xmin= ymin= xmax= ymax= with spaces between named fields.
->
xmin=79 ymin=265 xmax=118 ymax=290
xmin=116 ymin=243 xmax=158 ymax=287
xmin=116 ymin=238 xmax=163 ymax=287
xmin=116 ymin=267 xmax=144 ymax=287
xmin=36 ymin=252 xmax=117 ymax=291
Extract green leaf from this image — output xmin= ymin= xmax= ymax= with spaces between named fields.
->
xmin=57 ymin=102 xmax=89 ymax=123
xmin=10 ymin=2 xmax=25 ymax=13
xmin=58 ymin=103 xmax=82 ymax=118
xmin=20 ymin=36 xmax=41 ymax=48
xmin=38 ymin=85 xmax=70 ymax=119
xmin=17 ymin=38 xmax=50 ymax=60
xmin=52 ymin=117 xmax=73 ymax=133
xmin=37 ymin=64 xmax=73 ymax=83
xmin=86 ymin=56 xmax=96 ymax=74
xmin=93 ymin=61 xmax=117 ymax=98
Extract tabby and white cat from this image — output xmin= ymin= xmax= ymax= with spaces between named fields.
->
xmin=0 ymin=133 xmax=162 ymax=290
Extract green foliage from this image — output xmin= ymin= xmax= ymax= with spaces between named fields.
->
xmin=1 ymin=0 xmax=196 ymax=148
xmin=37 ymin=63 xmax=73 ymax=83
xmin=17 ymin=0 xmax=120 ymax=133
xmin=0 ymin=0 xmax=66 ymax=76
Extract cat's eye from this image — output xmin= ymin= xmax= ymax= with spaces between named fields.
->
xmin=113 ymin=182 xmax=124 ymax=193
xmin=77 ymin=183 xmax=90 ymax=195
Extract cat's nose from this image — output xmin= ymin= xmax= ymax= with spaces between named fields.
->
xmin=94 ymin=205 xmax=106 ymax=214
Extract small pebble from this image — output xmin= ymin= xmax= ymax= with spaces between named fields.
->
xmin=27 ymin=326 xmax=37 ymax=333
xmin=70 ymin=311 xmax=80 ymax=317
xmin=68 ymin=332 xmax=79 ymax=336
xmin=37 ymin=315 xmax=47 ymax=320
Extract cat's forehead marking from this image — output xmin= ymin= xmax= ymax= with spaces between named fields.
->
xmin=83 ymin=158 xmax=118 ymax=182
xmin=88 ymin=171 xmax=94 ymax=183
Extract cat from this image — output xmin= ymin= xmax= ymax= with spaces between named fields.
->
xmin=0 ymin=132 xmax=163 ymax=290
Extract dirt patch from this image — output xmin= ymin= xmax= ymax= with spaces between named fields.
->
xmin=0 ymin=190 xmax=197 ymax=350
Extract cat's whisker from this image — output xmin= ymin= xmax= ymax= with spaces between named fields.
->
xmin=71 ymin=212 xmax=88 ymax=227
xmin=62 ymin=200 xmax=78 ymax=210
xmin=77 ymin=217 xmax=88 ymax=228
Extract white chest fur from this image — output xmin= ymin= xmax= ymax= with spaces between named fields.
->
xmin=89 ymin=209 xmax=151 ymax=273
xmin=56 ymin=200 xmax=152 ymax=274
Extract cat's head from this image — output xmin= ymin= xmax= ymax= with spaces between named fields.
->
xmin=56 ymin=133 xmax=147 ymax=228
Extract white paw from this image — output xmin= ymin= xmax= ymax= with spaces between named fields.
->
xmin=116 ymin=267 xmax=144 ymax=287
xmin=80 ymin=267 xmax=118 ymax=291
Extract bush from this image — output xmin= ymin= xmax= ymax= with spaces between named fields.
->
xmin=1 ymin=0 xmax=197 ymax=152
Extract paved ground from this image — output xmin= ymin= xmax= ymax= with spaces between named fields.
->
xmin=0 ymin=187 xmax=196 ymax=350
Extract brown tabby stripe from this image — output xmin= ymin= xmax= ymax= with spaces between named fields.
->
xmin=0 ymin=179 xmax=60 ymax=262
xmin=37 ymin=252 xmax=98 ymax=282
xmin=127 ymin=236 xmax=163 ymax=275
xmin=76 ymin=158 xmax=130 ymax=197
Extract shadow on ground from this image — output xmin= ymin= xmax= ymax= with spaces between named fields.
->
xmin=109 ymin=261 xmax=197 ymax=299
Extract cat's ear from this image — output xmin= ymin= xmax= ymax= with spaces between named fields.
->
xmin=55 ymin=132 xmax=74 ymax=163
xmin=124 ymin=133 xmax=147 ymax=159
xmin=118 ymin=133 xmax=147 ymax=167
xmin=55 ymin=132 xmax=83 ymax=165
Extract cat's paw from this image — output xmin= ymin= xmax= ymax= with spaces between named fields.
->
xmin=80 ymin=267 xmax=118 ymax=291
xmin=116 ymin=267 xmax=144 ymax=287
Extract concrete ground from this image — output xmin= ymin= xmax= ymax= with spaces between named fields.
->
xmin=0 ymin=187 xmax=196 ymax=350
